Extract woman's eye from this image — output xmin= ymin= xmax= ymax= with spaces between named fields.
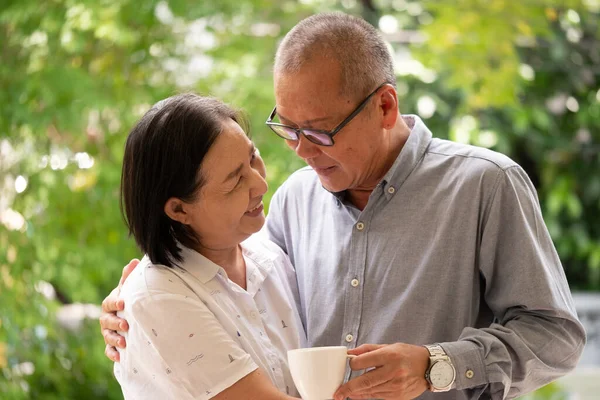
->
xmin=233 ymin=176 xmax=244 ymax=189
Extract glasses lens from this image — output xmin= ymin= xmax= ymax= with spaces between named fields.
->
xmin=303 ymin=130 xmax=333 ymax=146
xmin=270 ymin=125 xmax=298 ymax=140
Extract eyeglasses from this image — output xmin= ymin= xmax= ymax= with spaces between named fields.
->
xmin=265 ymin=82 xmax=389 ymax=146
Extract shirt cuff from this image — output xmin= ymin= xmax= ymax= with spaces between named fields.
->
xmin=439 ymin=340 xmax=487 ymax=390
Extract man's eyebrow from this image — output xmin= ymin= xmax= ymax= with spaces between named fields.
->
xmin=277 ymin=111 xmax=332 ymax=127
xmin=222 ymin=143 xmax=256 ymax=183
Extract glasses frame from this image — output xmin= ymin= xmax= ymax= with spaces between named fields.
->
xmin=265 ymin=82 xmax=390 ymax=147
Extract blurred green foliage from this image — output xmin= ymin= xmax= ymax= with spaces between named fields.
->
xmin=0 ymin=0 xmax=598 ymax=398
xmin=519 ymin=381 xmax=570 ymax=400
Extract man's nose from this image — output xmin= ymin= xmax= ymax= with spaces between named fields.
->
xmin=286 ymin=134 xmax=321 ymax=159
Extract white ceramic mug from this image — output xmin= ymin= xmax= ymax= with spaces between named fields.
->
xmin=287 ymin=346 xmax=352 ymax=400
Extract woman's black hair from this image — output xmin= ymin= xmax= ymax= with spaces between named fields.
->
xmin=120 ymin=93 xmax=248 ymax=267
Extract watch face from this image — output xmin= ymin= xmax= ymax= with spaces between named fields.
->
xmin=430 ymin=360 xmax=455 ymax=388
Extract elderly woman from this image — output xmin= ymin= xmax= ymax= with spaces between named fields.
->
xmin=114 ymin=94 xmax=305 ymax=399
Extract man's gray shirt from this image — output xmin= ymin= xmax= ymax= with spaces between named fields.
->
xmin=264 ymin=115 xmax=585 ymax=399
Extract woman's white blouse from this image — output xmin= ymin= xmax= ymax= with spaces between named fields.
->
xmin=114 ymin=235 xmax=306 ymax=399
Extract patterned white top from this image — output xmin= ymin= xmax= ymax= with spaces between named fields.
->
xmin=114 ymin=234 xmax=306 ymax=399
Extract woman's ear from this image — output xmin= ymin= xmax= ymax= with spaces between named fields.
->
xmin=164 ymin=197 xmax=188 ymax=224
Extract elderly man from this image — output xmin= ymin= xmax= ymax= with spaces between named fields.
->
xmin=101 ymin=12 xmax=585 ymax=400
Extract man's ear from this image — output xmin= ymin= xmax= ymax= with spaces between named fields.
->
xmin=380 ymin=85 xmax=399 ymax=129
xmin=164 ymin=197 xmax=188 ymax=224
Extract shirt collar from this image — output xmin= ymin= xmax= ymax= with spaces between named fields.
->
xmin=178 ymin=245 xmax=221 ymax=284
xmin=329 ymin=115 xmax=432 ymax=202
xmin=177 ymin=236 xmax=278 ymax=293
xmin=240 ymin=235 xmax=278 ymax=296
xmin=381 ymin=115 xmax=432 ymax=195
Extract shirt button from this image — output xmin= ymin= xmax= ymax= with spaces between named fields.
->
xmin=465 ymin=370 xmax=474 ymax=379
xmin=345 ymin=334 xmax=354 ymax=343
xmin=350 ymin=279 xmax=359 ymax=287
xmin=250 ymin=311 xmax=257 ymax=319
xmin=356 ymin=222 xmax=365 ymax=231
xmin=387 ymin=186 xmax=396 ymax=194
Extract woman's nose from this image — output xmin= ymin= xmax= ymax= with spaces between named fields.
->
xmin=250 ymin=164 xmax=268 ymax=197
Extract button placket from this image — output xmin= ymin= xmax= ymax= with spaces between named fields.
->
xmin=255 ymin=318 xmax=282 ymax=386
xmin=265 ymin=351 xmax=285 ymax=390
xmin=341 ymin=207 xmax=373 ymax=382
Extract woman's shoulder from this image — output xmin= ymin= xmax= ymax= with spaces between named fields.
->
xmin=120 ymin=255 xmax=196 ymax=304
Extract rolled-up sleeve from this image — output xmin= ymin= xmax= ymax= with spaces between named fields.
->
xmin=116 ymin=293 xmax=258 ymax=400
xmin=441 ymin=165 xmax=586 ymax=399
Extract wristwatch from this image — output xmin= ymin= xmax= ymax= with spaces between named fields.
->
xmin=423 ymin=344 xmax=456 ymax=392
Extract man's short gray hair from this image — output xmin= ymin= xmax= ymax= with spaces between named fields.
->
xmin=275 ymin=12 xmax=396 ymax=100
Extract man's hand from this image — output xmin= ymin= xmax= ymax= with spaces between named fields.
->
xmin=100 ymin=259 xmax=139 ymax=362
xmin=333 ymin=343 xmax=430 ymax=400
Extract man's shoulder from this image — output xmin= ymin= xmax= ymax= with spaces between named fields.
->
xmin=282 ymin=165 xmax=319 ymax=186
xmin=273 ymin=166 xmax=321 ymax=199
xmin=427 ymin=138 xmax=517 ymax=172
xmin=242 ymin=233 xmax=287 ymax=261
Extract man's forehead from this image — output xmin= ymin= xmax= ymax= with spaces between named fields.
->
xmin=275 ymin=60 xmax=343 ymax=95
xmin=274 ymin=86 xmax=344 ymax=122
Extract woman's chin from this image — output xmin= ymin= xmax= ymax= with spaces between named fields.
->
xmin=240 ymin=214 xmax=266 ymax=237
